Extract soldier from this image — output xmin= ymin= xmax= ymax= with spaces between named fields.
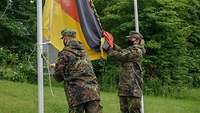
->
xmin=50 ymin=29 xmax=102 ymax=113
xmin=108 ymin=31 xmax=145 ymax=113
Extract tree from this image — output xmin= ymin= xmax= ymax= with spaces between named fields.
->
xmin=94 ymin=0 xmax=200 ymax=94
xmin=0 ymin=0 xmax=36 ymax=53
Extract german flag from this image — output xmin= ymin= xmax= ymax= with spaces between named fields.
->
xmin=43 ymin=0 xmax=112 ymax=60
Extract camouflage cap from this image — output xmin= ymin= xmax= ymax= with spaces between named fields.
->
xmin=126 ymin=31 xmax=143 ymax=39
xmin=61 ymin=29 xmax=76 ymax=39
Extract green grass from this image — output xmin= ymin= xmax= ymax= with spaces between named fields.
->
xmin=0 ymin=80 xmax=200 ymax=113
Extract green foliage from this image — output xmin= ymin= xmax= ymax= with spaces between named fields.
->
xmin=140 ymin=0 xmax=200 ymax=93
xmin=0 ymin=0 xmax=37 ymax=83
xmin=94 ymin=0 xmax=200 ymax=95
xmin=0 ymin=0 xmax=36 ymax=52
xmin=93 ymin=60 xmax=120 ymax=91
xmin=15 ymin=61 xmax=37 ymax=83
xmin=0 ymin=48 xmax=37 ymax=83
xmin=0 ymin=48 xmax=18 ymax=65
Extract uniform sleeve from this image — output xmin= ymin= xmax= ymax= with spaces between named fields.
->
xmin=113 ymin=44 xmax=122 ymax=51
xmin=128 ymin=47 xmax=144 ymax=61
xmin=54 ymin=52 xmax=67 ymax=82
xmin=108 ymin=46 xmax=143 ymax=62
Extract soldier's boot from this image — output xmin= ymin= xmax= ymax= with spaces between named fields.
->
xmin=85 ymin=100 xmax=102 ymax=113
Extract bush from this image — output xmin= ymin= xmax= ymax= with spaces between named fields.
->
xmin=0 ymin=48 xmax=37 ymax=83
xmin=92 ymin=60 xmax=120 ymax=91
xmin=94 ymin=0 xmax=200 ymax=96
xmin=0 ymin=48 xmax=19 ymax=65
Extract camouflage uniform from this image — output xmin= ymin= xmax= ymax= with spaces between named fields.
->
xmin=108 ymin=44 xmax=145 ymax=113
xmin=54 ymin=39 xmax=102 ymax=113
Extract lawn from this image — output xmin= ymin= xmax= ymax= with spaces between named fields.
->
xmin=0 ymin=80 xmax=200 ymax=113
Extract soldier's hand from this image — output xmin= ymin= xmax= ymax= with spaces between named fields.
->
xmin=140 ymin=39 xmax=145 ymax=46
xmin=50 ymin=63 xmax=56 ymax=68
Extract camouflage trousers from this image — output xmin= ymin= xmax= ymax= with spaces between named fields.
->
xmin=69 ymin=100 xmax=102 ymax=113
xmin=119 ymin=96 xmax=141 ymax=113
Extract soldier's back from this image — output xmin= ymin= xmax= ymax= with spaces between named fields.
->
xmin=62 ymin=40 xmax=100 ymax=107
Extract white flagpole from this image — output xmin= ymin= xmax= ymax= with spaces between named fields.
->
xmin=134 ymin=0 xmax=139 ymax=32
xmin=134 ymin=0 xmax=144 ymax=113
xmin=37 ymin=0 xmax=44 ymax=113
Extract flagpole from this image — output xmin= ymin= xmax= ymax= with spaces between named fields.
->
xmin=134 ymin=0 xmax=139 ymax=32
xmin=134 ymin=0 xmax=144 ymax=113
xmin=37 ymin=0 xmax=44 ymax=113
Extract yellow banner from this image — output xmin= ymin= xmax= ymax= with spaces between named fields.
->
xmin=43 ymin=0 xmax=106 ymax=60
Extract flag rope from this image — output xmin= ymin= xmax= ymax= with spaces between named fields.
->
xmin=27 ymin=43 xmax=55 ymax=97
xmin=42 ymin=53 xmax=55 ymax=97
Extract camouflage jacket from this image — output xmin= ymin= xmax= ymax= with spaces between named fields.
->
xmin=54 ymin=39 xmax=100 ymax=107
xmin=108 ymin=44 xmax=145 ymax=97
